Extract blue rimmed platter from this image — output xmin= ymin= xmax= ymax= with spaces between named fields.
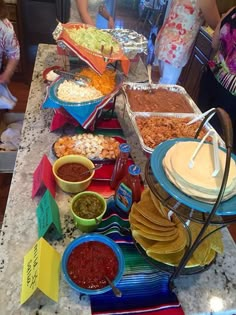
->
xmin=150 ymin=138 xmax=236 ymax=216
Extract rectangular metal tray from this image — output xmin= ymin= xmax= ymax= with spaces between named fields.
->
xmin=130 ymin=112 xmax=224 ymax=155
xmin=122 ymin=82 xmax=202 ymax=116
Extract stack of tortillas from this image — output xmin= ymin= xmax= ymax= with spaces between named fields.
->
xmin=129 ymin=188 xmax=223 ymax=267
xmin=162 ymin=141 xmax=236 ymax=203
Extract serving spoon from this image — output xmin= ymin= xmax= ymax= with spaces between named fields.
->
xmin=104 ymin=276 xmax=122 ymax=298
xmin=80 ymin=164 xmax=102 ymax=176
xmin=54 ymin=69 xmax=91 ymax=86
xmin=147 ymin=64 xmax=153 ymax=93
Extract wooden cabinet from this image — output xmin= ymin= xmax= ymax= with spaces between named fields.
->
xmin=179 ymin=29 xmax=213 ymax=103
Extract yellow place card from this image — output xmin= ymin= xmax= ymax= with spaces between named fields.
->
xmin=20 ymin=237 xmax=60 ymax=304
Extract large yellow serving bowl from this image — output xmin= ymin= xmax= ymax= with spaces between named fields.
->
xmin=52 ymin=155 xmax=95 ymax=193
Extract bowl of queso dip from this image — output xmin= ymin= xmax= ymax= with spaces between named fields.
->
xmin=52 ymin=155 xmax=95 ymax=193
xmin=71 ymin=191 xmax=107 ymax=232
xmin=62 ymin=233 xmax=125 ymax=295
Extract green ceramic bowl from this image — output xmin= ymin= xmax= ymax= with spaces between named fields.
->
xmin=71 ymin=191 xmax=107 ymax=232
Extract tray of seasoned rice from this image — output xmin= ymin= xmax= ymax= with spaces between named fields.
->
xmin=130 ymin=113 xmax=217 ymax=155
xmin=123 ymin=83 xmax=201 ymax=115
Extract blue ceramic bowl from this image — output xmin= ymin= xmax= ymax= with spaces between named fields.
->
xmin=62 ymin=233 xmax=125 ymax=295
xmin=48 ymin=77 xmax=105 ymax=107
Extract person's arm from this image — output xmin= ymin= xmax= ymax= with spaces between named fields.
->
xmin=212 ymin=7 xmax=236 ymax=50
xmin=0 ymin=58 xmax=19 ymax=84
xmin=75 ymin=0 xmax=95 ymax=26
xmin=211 ymin=20 xmax=221 ymax=50
xmin=198 ymin=0 xmax=220 ymax=29
xmin=0 ymin=20 xmax=20 ymax=84
xmin=98 ymin=4 xmax=114 ymax=28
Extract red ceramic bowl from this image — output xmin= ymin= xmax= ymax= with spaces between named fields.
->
xmin=42 ymin=66 xmax=62 ymax=83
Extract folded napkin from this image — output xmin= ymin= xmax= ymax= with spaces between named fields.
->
xmin=91 ymin=200 xmax=184 ymax=315
xmin=50 ymin=102 xmax=119 ymax=131
xmin=0 ymin=121 xmax=23 ymax=150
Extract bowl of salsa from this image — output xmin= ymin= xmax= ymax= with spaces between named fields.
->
xmin=62 ymin=233 xmax=125 ymax=295
xmin=71 ymin=191 xmax=107 ymax=232
xmin=52 ymin=155 xmax=95 ymax=193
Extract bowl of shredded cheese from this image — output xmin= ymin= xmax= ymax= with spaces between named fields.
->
xmin=44 ymin=67 xmax=123 ymax=126
xmin=49 ymin=77 xmax=105 ymax=107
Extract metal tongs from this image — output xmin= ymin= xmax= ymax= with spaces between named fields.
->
xmin=54 ymin=69 xmax=91 ymax=86
xmin=188 ymin=129 xmax=221 ymax=177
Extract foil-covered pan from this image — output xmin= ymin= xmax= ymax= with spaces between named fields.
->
xmin=104 ymin=29 xmax=148 ymax=58
xmin=123 ymin=82 xmax=201 ymax=116
xmin=130 ymin=112 xmax=224 ymax=155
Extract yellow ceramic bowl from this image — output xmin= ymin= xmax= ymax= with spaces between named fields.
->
xmin=71 ymin=191 xmax=107 ymax=232
xmin=52 ymin=155 xmax=95 ymax=193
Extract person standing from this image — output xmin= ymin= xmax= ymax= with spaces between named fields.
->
xmin=154 ymin=0 xmax=220 ymax=84
xmin=0 ymin=0 xmax=19 ymax=85
xmin=198 ymin=6 xmax=236 ymax=152
xmin=70 ymin=0 xmax=114 ymax=28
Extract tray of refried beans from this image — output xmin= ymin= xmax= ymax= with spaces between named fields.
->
xmin=123 ymin=83 xmax=214 ymax=154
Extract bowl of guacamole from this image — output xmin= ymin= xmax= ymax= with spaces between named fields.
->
xmin=71 ymin=191 xmax=107 ymax=232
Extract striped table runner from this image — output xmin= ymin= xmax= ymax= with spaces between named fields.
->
xmin=90 ymin=199 xmax=184 ymax=315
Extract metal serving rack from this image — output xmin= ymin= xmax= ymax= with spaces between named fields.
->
xmin=142 ymin=107 xmax=236 ymax=287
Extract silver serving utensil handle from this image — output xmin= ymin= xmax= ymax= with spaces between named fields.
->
xmin=79 ymin=164 xmax=102 ymax=176
xmin=54 ymin=70 xmax=91 ymax=86
xmin=104 ymin=276 xmax=122 ymax=298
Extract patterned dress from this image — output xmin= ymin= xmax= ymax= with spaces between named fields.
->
xmin=209 ymin=7 xmax=236 ymax=96
xmin=70 ymin=0 xmax=105 ymax=23
xmin=0 ymin=19 xmax=20 ymax=69
xmin=155 ymin=0 xmax=203 ymax=68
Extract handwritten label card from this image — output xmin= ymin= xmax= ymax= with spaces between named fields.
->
xmin=20 ymin=237 xmax=60 ymax=304
xmin=36 ymin=190 xmax=62 ymax=240
xmin=32 ymin=155 xmax=56 ymax=199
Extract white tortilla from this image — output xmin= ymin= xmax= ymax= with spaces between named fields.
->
xmin=163 ymin=141 xmax=236 ymax=202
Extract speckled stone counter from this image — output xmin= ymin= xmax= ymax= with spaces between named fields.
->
xmin=0 ymin=44 xmax=236 ymax=315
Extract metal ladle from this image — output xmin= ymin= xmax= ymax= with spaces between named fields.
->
xmin=104 ymin=276 xmax=122 ymax=298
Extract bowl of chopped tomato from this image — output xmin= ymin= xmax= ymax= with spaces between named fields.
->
xmin=62 ymin=233 xmax=125 ymax=295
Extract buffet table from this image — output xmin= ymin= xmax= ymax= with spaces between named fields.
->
xmin=0 ymin=44 xmax=236 ymax=315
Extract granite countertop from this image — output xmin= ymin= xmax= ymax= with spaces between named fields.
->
xmin=0 ymin=44 xmax=236 ymax=315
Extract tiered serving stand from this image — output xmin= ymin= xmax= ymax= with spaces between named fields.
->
xmin=137 ymin=107 xmax=236 ymax=287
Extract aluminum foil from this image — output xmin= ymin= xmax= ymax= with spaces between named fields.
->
xmin=104 ymin=29 xmax=148 ymax=58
